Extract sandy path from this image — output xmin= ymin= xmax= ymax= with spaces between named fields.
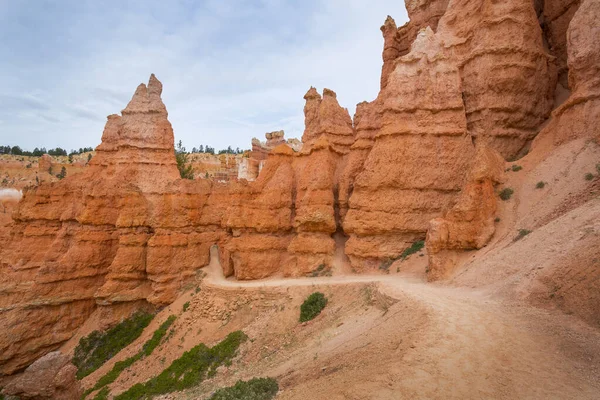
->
xmin=201 ymin=252 xmax=600 ymax=399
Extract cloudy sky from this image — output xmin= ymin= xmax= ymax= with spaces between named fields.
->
xmin=0 ymin=0 xmax=407 ymax=152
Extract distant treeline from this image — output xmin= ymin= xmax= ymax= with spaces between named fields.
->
xmin=0 ymin=146 xmax=94 ymax=157
xmin=189 ymin=145 xmax=245 ymax=155
xmin=1 ymin=144 xmax=245 ymax=157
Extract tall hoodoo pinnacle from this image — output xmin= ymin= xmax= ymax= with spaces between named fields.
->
xmin=302 ymin=87 xmax=354 ymax=153
xmin=122 ymin=73 xmax=168 ymax=115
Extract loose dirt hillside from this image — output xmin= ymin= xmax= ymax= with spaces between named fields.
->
xmin=67 ymin=247 xmax=600 ymax=400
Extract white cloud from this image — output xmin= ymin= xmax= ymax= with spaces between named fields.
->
xmin=0 ymin=0 xmax=408 ymax=151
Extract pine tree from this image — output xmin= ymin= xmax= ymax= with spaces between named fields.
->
xmin=175 ymin=140 xmax=194 ymax=179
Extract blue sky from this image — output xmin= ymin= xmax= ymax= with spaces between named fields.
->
xmin=0 ymin=0 xmax=407 ymax=152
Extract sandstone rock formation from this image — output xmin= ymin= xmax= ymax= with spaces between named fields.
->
xmin=540 ymin=0 xmax=582 ymax=87
xmin=38 ymin=154 xmax=54 ymax=173
xmin=238 ymin=130 xmax=301 ymax=182
xmin=531 ymin=0 xmax=600 ymax=150
xmin=0 ymin=74 xmax=198 ymax=374
xmin=1 ymin=351 xmax=82 ymax=400
xmin=302 ymin=87 xmax=354 ymax=154
xmin=380 ymin=0 xmax=449 ymax=89
xmin=426 ymin=145 xmax=505 ymax=280
xmin=344 ymin=27 xmax=474 ymax=270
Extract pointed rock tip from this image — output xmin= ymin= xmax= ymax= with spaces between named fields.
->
xmin=304 ymin=86 xmax=321 ymax=101
xmin=122 ymin=75 xmax=167 ymax=114
xmin=323 ymin=88 xmax=337 ymax=98
xmin=266 ymin=130 xmax=285 ymax=140
xmin=381 ymin=15 xmax=397 ymax=31
xmin=148 ymin=73 xmax=163 ymax=96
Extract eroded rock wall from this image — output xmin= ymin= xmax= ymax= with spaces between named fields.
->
xmin=0 ymin=75 xmax=223 ymax=374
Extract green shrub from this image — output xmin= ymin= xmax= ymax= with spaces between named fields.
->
xmin=400 ymin=240 xmax=425 ymax=259
xmin=535 ymin=181 xmax=545 ymax=189
xmin=514 ymin=229 xmax=532 ymax=242
xmin=56 ymin=166 xmax=67 ymax=180
xmin=85 ymin=315 xmax=177 ymax=398
xmin=597 ymin=163 xmax=600 ymax=174
xmin=114 ymin=331 xmax=247 ymax=400
xmin=175 ymin=140 xmax=194 ymax=179
xmin=585 ymin=172 xmax=595 ymax=181
xmin=209 ymin=377 xmax=279 ymax=400
xmin=183 ymin=302 xmax=190 ymax=312
xmin=92 ymin=387 xmax=109 ymax=400
xmin=511 ymin=165 xmax=522 ymax=172
xmin=93 ymin=354 xmax=141 ymax=392
xmin=142 ymin=315 xmax=176 ymax=356
xmin=73 ymin=312 xmax=154 ymax=379
xmin=499 ymin=188 xmax=514 ymax=201
xmin=299 ymin=292 xmax=328 ymax=322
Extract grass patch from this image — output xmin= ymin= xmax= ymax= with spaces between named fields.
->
xmin=183 ymin=302 xmax=190 ymax=312
xmin=400 ymin=240 xmax=425 ymax=260
xmin=94 ymin=354 xmax=141 ymax=392
xmin=142 ymin=315 xmax=177 ymax=356
xmin=585 ymin=172 xmax=595 ymax=181
xmin=92 ymin=387 xmax=109 ymax=400
xmin=114 ymin=331 xmax=247 ymax=400
xmin=536 ymin=181 xmax=546 ymax=189
xmin=73 ymin=311 xmax=154 ymax=379
xmin=511 ymin=165 xmax=522 ymax=172
xmin=514 ymin=229 xmax=532 ymax=242
xmin=299 ymin=292 xmax=328 ymax=323
xmin=84 ymin=316 xmax=177 ymax=398
xmin=499 ymin=188 xmax=514 ymax=201
xmin=209 ymin=377 xmax=279 ymax=400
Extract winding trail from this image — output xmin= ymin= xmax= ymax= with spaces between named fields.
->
xmin=201 ymin=249 xmax=600 ymax=399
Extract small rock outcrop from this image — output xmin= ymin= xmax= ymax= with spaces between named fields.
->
xmin=426 ymin=145 xmax=505 ymax=280
xmin=37 ymin=154 xmax=53 ymax=173
xmin=302 ymin=87 xmax=355 ymax=154
xmin=2 ymin=351 xmax=82 ymax=400
xmin=238 ymin=131 xmax=301 ymax=181
xmin=531 ymin=0 xmax=600 ymax=150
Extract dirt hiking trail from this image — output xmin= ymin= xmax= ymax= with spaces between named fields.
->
xmin=191 ymin=251 xmax=600 ymax=400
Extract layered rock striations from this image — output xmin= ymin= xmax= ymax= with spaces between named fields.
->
xmin=426 ymin=145 xmax=505 ymax=280
xmin=380 ymin=0 xmax=450 ymax=89
xmin=383 ymin=0 xmax=556 ymax=158
xmin=540 ymin=0 xmax=582 ymax=87
xmin=532 ymin=0 xmax=600 ymax=149
xmin=238 ymin=130 xmax=301 ymax=182
xmin=344 ymin=28 xmax=475 ymax=270
xmin=0 ymin=75 xmax=215 ymax=374
xmin=302 ymin=88 xmax=355 ymax=154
